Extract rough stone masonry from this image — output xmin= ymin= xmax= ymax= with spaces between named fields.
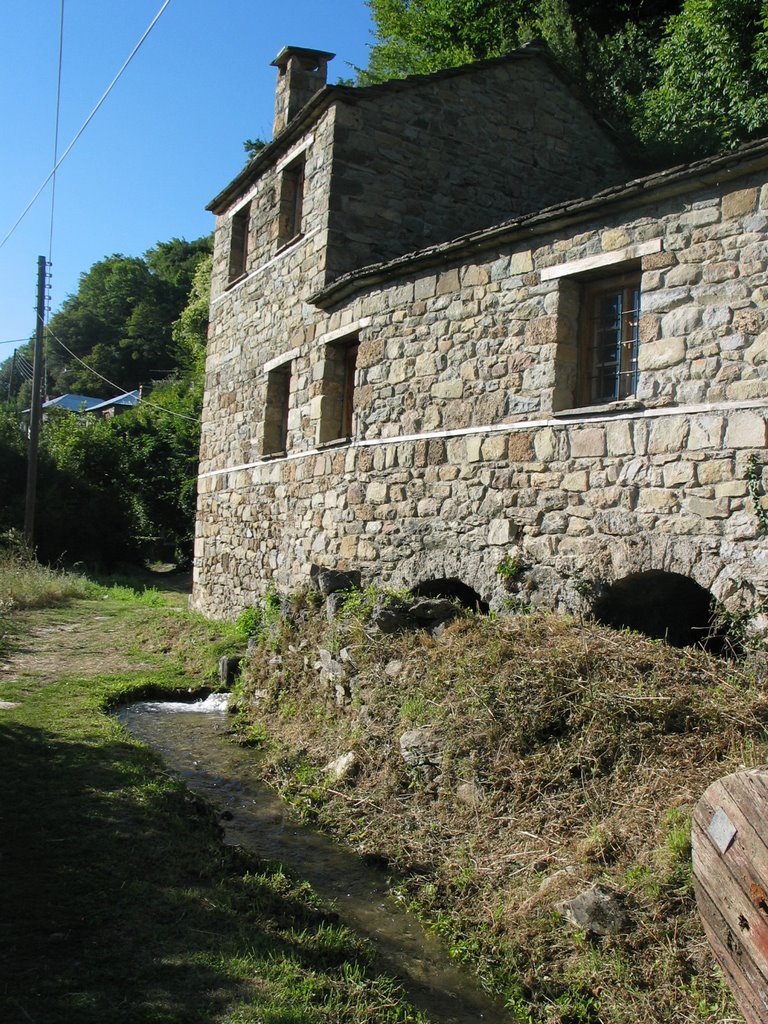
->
xmin=192 ymin=42 xmax=768 ymax=628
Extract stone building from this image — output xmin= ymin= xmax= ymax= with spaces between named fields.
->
xmin=192 ymin=42 xmax=768 ymax=641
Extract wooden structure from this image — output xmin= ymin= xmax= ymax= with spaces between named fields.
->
xmin=693 ymin=768 xmax=768 ymax=1023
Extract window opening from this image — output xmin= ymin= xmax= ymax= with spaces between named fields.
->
xmin=278 ymin=157 xmax=305 ymax=247
xmin=263 ymin=363 xmax=291 ymax=456
xmin=317 ymin=337 xmax=358 ymax=444
xmin=228 ymin=202 xmax=251 ymax=283
xmin=580 ymin=274 xmax=640 ymax=405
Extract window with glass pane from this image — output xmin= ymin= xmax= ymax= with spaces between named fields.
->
xmin=582 ymin=275 xmax=640 ymax=404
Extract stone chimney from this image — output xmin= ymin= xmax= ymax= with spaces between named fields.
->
xmin=271 ymin=46 xmax=335 ymax=137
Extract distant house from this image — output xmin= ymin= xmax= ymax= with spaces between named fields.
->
xmin=192 ymin=42 xmax=768 ymax=641
xmin=88 ymin=390 xmax=141 ymax=418
xmin=42 ymin=394 xmax=105 ymax=413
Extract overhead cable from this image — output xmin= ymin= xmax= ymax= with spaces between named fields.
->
xmin=0 ymin=0 xmax=173 ymax=252
xmin=45 ymin=319 xmax=201 ymax=424
xmin=48 ymin=0 xmax=66 ymax=267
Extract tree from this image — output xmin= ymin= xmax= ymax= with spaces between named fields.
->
xmin=363 ymin=0 xmax=531 ymax=80
xmin=44 ymin=237 xmax=211 ymax=398
xmin=363 ymin=0 xmax=768 ymax=160
xmin=640 ymin=0 xmax=768 ymax=155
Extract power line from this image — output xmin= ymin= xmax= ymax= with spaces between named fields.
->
xmin=45 ymin=320 xmax=200 ymax=424
xmin=0 ymin=338 xmax=30 ymax=348
xmin=48 ymin=0 xmax=66 ymax=268
xmin=0 ymin=0 xmax=174 ymax=252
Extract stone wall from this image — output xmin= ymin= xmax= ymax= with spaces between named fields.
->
xmin=193 ymin=160 xmax=768 ymax=621
xmin=325 ymin=52 xmax=630 ymax=280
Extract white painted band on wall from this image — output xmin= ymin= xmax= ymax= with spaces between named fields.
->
xmin=211 ymin=226 xmax=323 ymax=305
xmin=274 ymin=133 xmax=314 ymax=174
xmin=197 ymin=396 xmax=768 ymax=480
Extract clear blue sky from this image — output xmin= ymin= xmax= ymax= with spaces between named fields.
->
xmin=0 ymin=0 xmax=374 ymax=362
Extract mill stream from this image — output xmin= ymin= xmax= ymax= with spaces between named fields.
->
xmin=116 ymin=694 xmax=512 ymax=1024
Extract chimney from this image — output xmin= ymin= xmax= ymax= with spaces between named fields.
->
xmin=271 ymin=46 xmax=335 ymax=137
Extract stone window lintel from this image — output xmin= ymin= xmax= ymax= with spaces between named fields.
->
xmin=541 ymin=239 xmax=662 ymax=282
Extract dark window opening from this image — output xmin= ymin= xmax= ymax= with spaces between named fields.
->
xmin=579 ymin=273 xmax=640 ymax=405
xmin=412 ymin=577 xmax=489 ymax=614
xmin=591 ymin=570 xmax=727 ymax=651
xmin=228 ymin=202 xmax=251 ymax=283
xmin=263 ymin=364 xmax=291 ymax=456
xmin=278 ymin=157 xmax=305 ymax=247
xmin=317 ymin=337 xmax=358 ymax=444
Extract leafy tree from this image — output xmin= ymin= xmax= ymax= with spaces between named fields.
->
xmin=0 ymin=233 xmax=211 ymax=567
xmin=171 ymin=253 xmax=212 ymax=382
xmin=363 ymin=0 xmax=531 ymax=80
xmin=364 ymin=0 xmax=768 ymax=159
xmin=640 ymin=0 xmax=768 ymax=155
xmin=0 ymin=405 xmax=27 ymax=536
xmin=43 ymin=237 xmax=211 ymax=398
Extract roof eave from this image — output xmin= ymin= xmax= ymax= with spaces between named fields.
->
xmin=311 ymin=138 xmax=768 ymax=309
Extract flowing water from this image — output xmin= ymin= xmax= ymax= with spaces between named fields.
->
xmin=116 ymin=695 xmax=513 ymax=1024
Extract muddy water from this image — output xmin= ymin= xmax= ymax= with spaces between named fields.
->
xmin=116 ymin=696 xmax=512 ymax=1024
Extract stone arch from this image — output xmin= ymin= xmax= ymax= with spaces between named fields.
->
xmin=591 ymin=569 xmax=721 ymax=649
xmin=411 ymin=576 xmax=490 ymax=613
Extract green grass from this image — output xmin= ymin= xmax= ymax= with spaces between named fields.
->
xmin=0 ymin=545 xmax=100 ymax=611
xmin=0 ymin=582 xmax=427 ymax=1024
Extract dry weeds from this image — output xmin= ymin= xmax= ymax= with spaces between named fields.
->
xmin=239 ymin=603 xmax=768 ymax=1024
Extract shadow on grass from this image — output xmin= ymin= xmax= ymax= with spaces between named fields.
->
xmin=0 ymin=719 xmax=374 ymax=1024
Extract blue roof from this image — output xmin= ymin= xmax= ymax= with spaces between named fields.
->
xmin=42 ymin=394 xmax=105 ymax=412
xmin=88 ymin=390 xmax=141 ymax=412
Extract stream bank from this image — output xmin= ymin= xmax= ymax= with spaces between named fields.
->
xmin=234 ymin=592 xmax=768 ymax=1024
xmin=118 ymin=695 xmax=511 ymax=1024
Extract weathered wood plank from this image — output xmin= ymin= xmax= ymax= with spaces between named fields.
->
xmin=693 ymin=768 xmax=768 ymax=1024
xmin=696 ymin=880 xmax=768 ymax=1024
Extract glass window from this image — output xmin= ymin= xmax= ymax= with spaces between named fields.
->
xmin=581 ymin=274 xmax=640 ymax=404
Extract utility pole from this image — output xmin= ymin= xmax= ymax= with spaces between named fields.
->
xmin=23 ymin=256 xmax=48 ymax=547
xmin=7 ymin=350 xmax=15 ymax=400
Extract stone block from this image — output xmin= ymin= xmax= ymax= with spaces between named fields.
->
xmin=510 ymin=249 xmax=533 ymax=274
xmin=725 ymin=411 xmax=767 ymax=449
xmin=697 ymin=459 xmax=733 ymax=485
xmin=562 ymin=471 xmax=588 ymax=492
xmin=570 ymin=426 xmax=606 ymax=458
xmin=525 ymin=316 xmax=558 ymax=345
xmin=661 ymin=306 xmax=700 ymax=337
xmin=722 ymin=187 xmax=758 ymax=220
xmin=649 ymin=416 xmax=689 ymax=454
xmin=366 ymin=481 xmax=388 ymax=503
xmin=508 ymin=431 xmax=534 ymax=462
xmin=638 ymin=337 xmax=686 ymax=370
xmin=534 ymin=427 xmax=558 ymax=462
xmin=436 ymin=268 xmax=460 ymax=295
xmin=481 ymin=434 xmax=507 ymax=461
xmin=465 ymin=435 xmax=483 ymax=462
xmin=688 ymin=414 xmax=724 ymax=450
xmin=638 ymin=487 xmax=678 ymax=511
xmin=686 ymin=496 xmax=729 ymax=519
xmin=432 ymin=379 xmax=464 ymax=400
xmin=606 ymin=420 xmax=633 ymax=456
xmin=488 ymin=518 xmax=514 ymax=545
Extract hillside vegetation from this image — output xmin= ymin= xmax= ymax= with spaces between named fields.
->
xmin=235 ymin=590 xmax=768 ymax=1023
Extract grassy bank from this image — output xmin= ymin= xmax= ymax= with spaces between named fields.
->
xmin=236 ymin=591 xmax=768 ymax=1024
xmin=0 ymin=565 xmax=429 ymax=1024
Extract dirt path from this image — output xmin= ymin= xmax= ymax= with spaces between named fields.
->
xmin=0 ymin=595 xmax=185 ymax=690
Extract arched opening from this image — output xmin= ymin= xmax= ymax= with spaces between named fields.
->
xmin=411 ymin=577 xmax=490 ymax=614
xmin=592 ymin=570 xmax=721 ymax=650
